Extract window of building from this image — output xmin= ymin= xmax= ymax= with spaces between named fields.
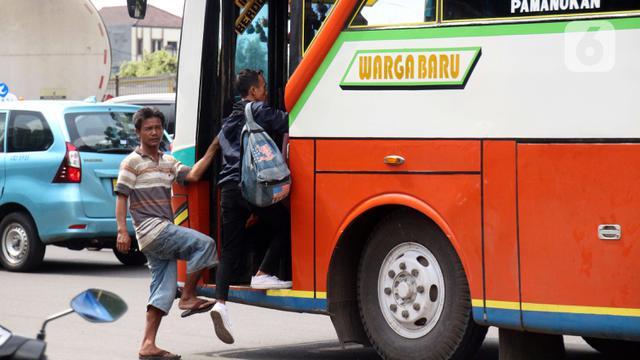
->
xmin=350 ymin=0 xmax=436 ymax=28
xmin=152 ymin=39 xmax=163 ymax=52
xmin=137 ymin=38 xmax=143 ymax=56
xmin=166 ymin=41 xmax=178 ymax=55
xmin=8 ymin=111 xmax=53 ymax=153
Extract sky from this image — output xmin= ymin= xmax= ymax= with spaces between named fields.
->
xmin=90 ymin=0 xmax=185 ymax=17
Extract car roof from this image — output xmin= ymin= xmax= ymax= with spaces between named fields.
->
xmin=0 ymin=100 xmax=141 ymax=113
xmin=105 ymin=93 xmax=176 ymax=104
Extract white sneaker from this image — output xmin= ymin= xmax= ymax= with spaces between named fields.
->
xmin=210 ymin=302 xmax=234 ymax=344
xmin=250 ymin=274 xmax=292 ymax=289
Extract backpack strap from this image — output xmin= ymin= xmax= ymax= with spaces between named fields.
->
xmin=244 ymin=102 xmax=260 ymax=131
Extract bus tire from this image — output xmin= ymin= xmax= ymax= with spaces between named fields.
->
xmin=357 ymin=210 xmax=486 ymax=360
xmin=113 ymin=241 xmax=147 ymax=266
xmin=0 ymin=212 xmax=46 ymax=272
xmin=583 ymin=337 xmax=640 ymax=357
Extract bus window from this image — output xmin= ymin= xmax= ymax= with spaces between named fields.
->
xmin=350 ymin=0 xmax=436 ymax=28
xmin=235 ymin=4 xmax=269 ymax=80
xmin=443 ymin=0 xmax=640 ymax=22
xmin=302 ymin=1 xmax=335 ymax=53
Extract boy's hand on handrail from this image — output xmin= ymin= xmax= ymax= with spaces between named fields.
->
xmin=185 ymin=136 xmax=219 ymax=183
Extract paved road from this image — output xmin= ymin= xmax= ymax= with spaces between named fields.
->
xmin=1 ymin=246 xmax=606 ymax=360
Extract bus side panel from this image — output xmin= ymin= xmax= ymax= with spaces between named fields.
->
xmin=289 ymin=139 xmax=316 ymax=292
xmin=518 ymin=143 xmax=640 ymax=339
xmin=174 ymin=181 xmax=212 ymax=284
xmin=482 ymin=140 xmax=522 ymax=329
xmin=315 ymin=139 xmax=483 ymax=300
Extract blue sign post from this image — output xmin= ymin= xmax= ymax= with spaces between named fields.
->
xmin=0 ymin=83 xmax=9 ymax=98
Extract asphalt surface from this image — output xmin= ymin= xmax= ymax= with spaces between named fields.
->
xmin=1 ymin=246 xmax=607 ymax=360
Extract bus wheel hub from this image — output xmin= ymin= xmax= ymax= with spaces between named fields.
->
xmin=378 ymin=242 xmax=446 ymax=339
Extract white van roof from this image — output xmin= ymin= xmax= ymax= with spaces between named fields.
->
xmin=105 ymin=93 xmax=176 ymax=104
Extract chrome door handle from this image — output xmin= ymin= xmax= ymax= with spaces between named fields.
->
xmin=384 ymin=155 xmax=405 ymax=166
xmin=598 ymin=224 xmax=621 ymax=240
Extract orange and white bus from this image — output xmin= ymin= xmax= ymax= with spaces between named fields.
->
xmin=130 ymin=0 xmax=640 ymax=358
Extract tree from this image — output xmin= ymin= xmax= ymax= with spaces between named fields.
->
xmin=235 ymin=36 xmax=268 ymax=78
xmin=118 ymin=50 xmax=177 ymax=77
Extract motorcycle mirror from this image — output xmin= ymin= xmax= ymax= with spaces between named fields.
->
xmin=127 ymin=0 xmax=147 ymax=19
xmin=70 ymin=289 xmax=128 ymax=323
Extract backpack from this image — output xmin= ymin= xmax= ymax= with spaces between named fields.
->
xmin=240 ymin=102 xmax=291 ymax=207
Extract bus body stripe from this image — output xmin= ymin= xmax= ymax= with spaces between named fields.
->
xmin=474 ymin=298 xmax=640 ymax=317
xmin=173 ymin=145 xmax=196 ymax=167
xmin=195 ymin=286 xmax=328 ymax=313
xmin=473 ymin=305 xmax=640 ymax=339
xmin=285 ymin=0 xmax=359 ymax=112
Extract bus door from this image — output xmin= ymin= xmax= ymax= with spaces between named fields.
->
xmin=213 ymin=0 xmax=293 ymax=283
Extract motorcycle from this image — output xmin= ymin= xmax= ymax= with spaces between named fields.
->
xmin=0 ymin=289 xmax=127 ymax=360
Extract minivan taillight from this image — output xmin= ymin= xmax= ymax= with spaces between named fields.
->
xmin=53 ymin=142 xmax=81 ymax=183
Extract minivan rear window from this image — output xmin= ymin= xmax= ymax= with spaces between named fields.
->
xmin=65 ymin=112 xmax=138 ymax=154
xmin=65 ymin=112 xmax=170 ymax=154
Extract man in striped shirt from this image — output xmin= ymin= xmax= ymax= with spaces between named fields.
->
xmin=115 ymin=107 xmax=219 ymax=360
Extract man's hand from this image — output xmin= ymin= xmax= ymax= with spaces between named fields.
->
xmin=185 ymin=136 xmax=220 ymax=183
xmin=245 ymin=214 xmax=259 ymax=228
xmin=116 ymin=229 xmax=132 ymax=253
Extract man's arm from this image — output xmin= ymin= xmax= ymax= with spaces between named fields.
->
xmin=257 ymin=103 xmax=288 ymax=135
xmin=184 ymin=136 xmax=220 ymax=183
xmin=115 ymin=194 xmax=131 ymax=253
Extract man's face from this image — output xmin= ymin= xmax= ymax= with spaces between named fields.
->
xmin=136 ymin=117 xmax=163 ymax=149
xmin=250 ymin=75 xmax=267 ymax=102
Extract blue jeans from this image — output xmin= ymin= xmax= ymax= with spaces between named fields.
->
xmin=142 ymin=223 xmax=218 ymax=314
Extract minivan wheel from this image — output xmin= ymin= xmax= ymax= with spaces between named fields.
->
xmin=358 ymin=210 xmax=487 ymax=360
xmin=113 ymin=241 xmax=147 ymax=266
xmin=0 ymin=212 xmax=46 ymax=272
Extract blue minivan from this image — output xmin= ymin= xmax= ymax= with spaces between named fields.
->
xmin=0 ymin=101 xmax=169 ymax=271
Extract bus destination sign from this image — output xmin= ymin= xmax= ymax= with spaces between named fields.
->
xmin=235 ymin=0 xmax=267 ymax=34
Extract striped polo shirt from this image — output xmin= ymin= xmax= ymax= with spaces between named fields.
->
xmin=115 ymin=147 xmax=190 ymax=250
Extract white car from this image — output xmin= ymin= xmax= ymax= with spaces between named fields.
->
xmin=105 ymin=93 xmax=176 ymax=136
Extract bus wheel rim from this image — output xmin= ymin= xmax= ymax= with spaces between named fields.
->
xmin=377 ymin=242 xmax=445 ymax=339
xmin=2 ymin=223 xmax=29 ymax=265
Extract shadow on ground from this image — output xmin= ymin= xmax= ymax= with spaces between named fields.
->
xmin=202 ymin=337 xmax=608 ymax=360
xmin=32 ymin=259 xmax=147 ymax=278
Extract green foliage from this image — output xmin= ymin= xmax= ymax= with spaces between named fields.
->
xmin=118 ymin=50 xmax=177 ymax=77
xmin=235 ymin=36 xmax=268 ymax=78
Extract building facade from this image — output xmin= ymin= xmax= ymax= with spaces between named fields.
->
xmin=99 ymin=5 xmax=182 ymax=74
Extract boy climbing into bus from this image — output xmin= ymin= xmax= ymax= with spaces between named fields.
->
xmin=210 ymin=69 xmax=292 ymax=344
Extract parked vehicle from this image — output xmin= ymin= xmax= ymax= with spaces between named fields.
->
xmin=0 ymin=0 xmax=111 ymax=101
xmin=105 ymin=93 xmax=176 ymax=136
xmin=0 ymin=101 xmax=170 ymax=271
xmin=0 ymin=288 xmax=126 ymax=360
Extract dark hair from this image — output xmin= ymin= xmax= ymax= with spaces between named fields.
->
xmin=133 ymin=107 xmax=165 ymax=130
xmin=235 ymin=69 xmax=263 ymax=97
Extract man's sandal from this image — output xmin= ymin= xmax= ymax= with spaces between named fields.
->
xmin=179 ymin=299 xmax=216 ymax=318
xmin=138 ymin=350 xmax=181 ymax=360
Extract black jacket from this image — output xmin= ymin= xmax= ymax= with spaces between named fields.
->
xmin=217 ymin=99 xmax=288 ymax=186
